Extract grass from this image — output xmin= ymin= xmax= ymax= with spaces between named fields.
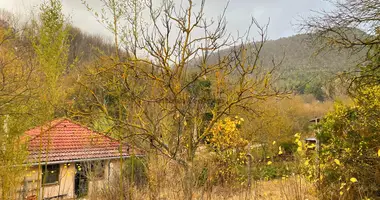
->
xmin=93 ymin=177 xmax=316 ymax=200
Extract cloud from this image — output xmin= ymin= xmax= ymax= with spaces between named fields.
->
xmin=0 ymin=0 xmax=333 ymax=40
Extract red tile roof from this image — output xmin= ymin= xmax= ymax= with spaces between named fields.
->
xmin=25 ymin=119 xmax=143 ymax=164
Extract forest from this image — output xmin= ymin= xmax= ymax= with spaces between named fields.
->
xmin=0 ymin=0 xmax=379 ymax=199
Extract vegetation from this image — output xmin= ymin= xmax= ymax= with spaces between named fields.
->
xmin=300 ymin=0 xmax=380 ymax=199
xmin=0 ymin=0 xmax=379 ymax=199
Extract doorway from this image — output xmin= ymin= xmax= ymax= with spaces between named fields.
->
xmin=74 ymin=163 xmax=88 ymax=198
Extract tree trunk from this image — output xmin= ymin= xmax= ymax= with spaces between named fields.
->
xmin=183 ymin=164 xmax=193 ymax=200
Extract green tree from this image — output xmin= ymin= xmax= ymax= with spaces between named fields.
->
xmin=302 ymin=1 xmax=380 ymax=198
xmin=29 ymin=0 xmax=72 ymax=198
xmin=316 ymin=85 xmax=380 ymax=199
xmin=31 ymin=0 xmax=71 ymax=118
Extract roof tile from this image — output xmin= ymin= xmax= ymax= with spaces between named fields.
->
xmin=25 ymin=119 xmax=143 ymax=163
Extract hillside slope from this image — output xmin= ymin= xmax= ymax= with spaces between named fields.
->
xmin=196 ymin=33 xmax=366 ymax=100
xmin=258 ymin=33 xmax=363 ymax=79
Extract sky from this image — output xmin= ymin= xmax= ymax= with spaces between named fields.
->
xmin=0 ymin=0 xmax=334 ymax=41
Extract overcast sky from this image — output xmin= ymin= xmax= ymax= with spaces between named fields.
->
xmin=0 ymin=0 xmax=333 ymax=41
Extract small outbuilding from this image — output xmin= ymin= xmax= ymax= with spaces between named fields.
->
xmin=21 ymin=118 xmax=143 ymax=200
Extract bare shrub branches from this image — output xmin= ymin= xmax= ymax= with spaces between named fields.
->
xmin=301 ymin=0 xmax=380 ymax=51
xmin=75 ymin=1 xmax=285 ymax=198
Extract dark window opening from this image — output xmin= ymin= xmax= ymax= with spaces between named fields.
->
xmin=42 ymin=164 xmax=60 ymax=185
xmin=75 ymin=163 xmax=88 ymax=197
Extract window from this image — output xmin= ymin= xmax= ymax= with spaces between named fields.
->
xmin=42 ymin=164 xmax=60 ymax=185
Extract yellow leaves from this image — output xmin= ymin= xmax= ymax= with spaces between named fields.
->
xmin=278 ymin=146 xmax=283 ymax=155
xmin=378 ymin=149 xmax=380 ymax=157
xmin=307 ymin=143 xmax=316 ymax=149
xmin=340 ymin=191 xmax=343 ymax=196
xmin=304 ymin=160 xmax=309 ymax=166
xmin=334 ymin=159 xmax=341 ymax=166
xmin=272 ymin=141 xmax=276 ymax=145
xmin=267 ymin=161 xmax=272 ymax=165
xmin=209 ymin=116 xmax=248 ymax=150
xmin=294 ymin=133 xmax=304 ymax=152
xmin=350 ymin=177 xmax=358 ymax=183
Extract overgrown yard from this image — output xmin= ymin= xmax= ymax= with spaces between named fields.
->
xmin=89 ymin=177 xmax=316 ymax=200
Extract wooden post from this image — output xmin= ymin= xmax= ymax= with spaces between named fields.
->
xmin=22 ymin=177 xmax=28 ymax=200
xmin=310 ymin=117 xmax=321 ymax=195
xmin=245 ymin=151 xmax=253 ymax=200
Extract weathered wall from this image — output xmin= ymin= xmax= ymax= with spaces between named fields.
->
xmin=22 ymin=163 xmax=75 ymax=199
xmin=87 ymin=160 xmax=121 ymax=196
xmin=88 ymin=160 xmax=110 ymax=196
xmin=43 ymin=163 xmax=75 ymax=199
xmin=21 ymin=160 xmax=121 ymax=200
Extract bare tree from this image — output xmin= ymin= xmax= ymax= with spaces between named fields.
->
xmin=301 ymin=0 xmax=380 ymax=92
xmin=76 ymin=0 xmax=282 ymax=199
xmin=301 ymin=0 xmax=379 ymax=51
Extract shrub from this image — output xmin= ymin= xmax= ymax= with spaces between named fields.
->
xmin=123 ymin=156 xmax=148 ymax=188
xmin=312 ymin=86 xmax=380 ymax=199
xmin=280 ymin=141 xmax=298 ymax=155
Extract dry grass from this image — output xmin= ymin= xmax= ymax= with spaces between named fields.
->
xmin=89 ymin=155 xmax=316 ymax=200
xmin=112 ymin=177 xmax=316 ymax=200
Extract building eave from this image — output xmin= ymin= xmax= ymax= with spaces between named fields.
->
xmin=27 ymin=154 xmax=145 ymax=166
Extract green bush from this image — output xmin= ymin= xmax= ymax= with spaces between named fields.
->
xmin=280 ymin=142 xmax=298 ymax=155
xmin=314 ymin=86 xmax=380 ymax=199
xmin=252 ymin=162 xmax=293 ymax=180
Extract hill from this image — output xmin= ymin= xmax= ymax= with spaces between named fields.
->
xmin=0 ymin=8 xmax=365 ymax=101
xmin=194 ymin=33 xmax=366 ymax=100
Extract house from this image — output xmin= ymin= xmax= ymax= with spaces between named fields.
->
xmin=21 ymin=118 xmax=143 ymax=200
